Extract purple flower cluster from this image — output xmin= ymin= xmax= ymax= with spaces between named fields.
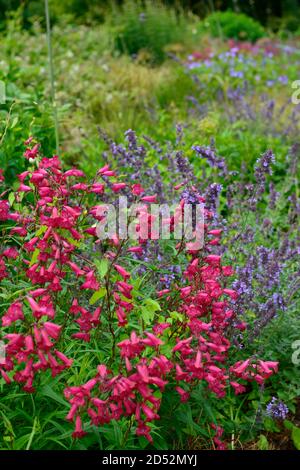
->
xmin=175 ymin=151 xmax=195 ymax=183
xmin=98 ymin=128 xmax=299 ymax=341
xmin=159 ymin=265 xmax=182 ymax=289
xmin=266 ymin=397 xmax=289 ymax=420
xmin=183 ymin=41 xmax=300 ymax=144
xmin=255 ymin=149 xmax=275 ymax=180
xmin=192 ymin=145 xmax=227 ymax=173
xmin=205 ymin=183 xmax=223 ymax=212
xmin=181 ymin=187 xmax=200 ymax=205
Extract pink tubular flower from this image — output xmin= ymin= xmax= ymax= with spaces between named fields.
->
xmin=114 ymin=264 xmax=130 ymax=280
xmin=140 ymin=195 xmax=157 ymax=203
xmin=29 ymin=288 xmax=48 ymax=298
xmin=258 ymin=360 xmax=279 ymax=377
xmin=72 ymin=416 xmax=87 ymax=439
xmin=175 ymin=386 xmax=190 ymax=402
xmin=64 ymin=169 xmax=85 ymax=178
xmin=173 ymin=337 xmax=193 ymax=353
xmin=204 ymin=255 xmax=221 ymax=266
xmin=153 ymin=322 xmax=170 ymax=335
xmin=116 ymin=281 xmax=133 ymax=298
xmin=131 ymin=184 xmax=145 ymax=196
xmin=230 ymin=381 xmax=246 ymax=395
xmin=2 ymin=302 xmax=24 ymax=327
xmin=101 ymin=170 xmax=116 ymax=177
xmin=157 ymin=289 xmax=170 ymax=297
xmin=0 ymin=370 xmax=11 ymax=384
xmin=208 ymin=229 xmax=222 ymax=236
xmin=210 ymin=423 xmax=227 ymax=450
xmin=24 ymin=136 xmax=33 ymax=145
xmin=235 ymin=322 xmax=247 ymax=331
xmin=27 ymin=297 xmax=49 ymax=319
xmin=116 ymin=306 xmax=128 ymax=326
xmin=72 ymin=332 xmax=91 ymax=342
xmin=71 ymin=183 xmax=88 ymax=191
xmin=80 ymin=271 xmax=100 ymax=290
xmin=127 ymin=246 xmax=143 ymax=255
xmin=143 ymin=332 xmax=164 ymax=348
xmin=136 ymin=421 xmax=153 ymax=443
xmin=223 ymin=288 xmax=238 ymax=300
xmin=0 ymin=200 xmax=9 ymax=221
xmin=89 ymin=183 xmax=105 ymax=194
xmin=180 ymin=286 xmax=192 ymax=298
xmin=222 ymin=266 xmax=234 ymax=276
xmin=68 ymin=261 xmax=85 ymax=277
xmin=2 ymin=247 xmax=19 ymax=259
xmin=43 ymin=322 xmax=62 ymax=340
xmin=111 ymin=234 xmax=120 ymax=246
xmin=24 ymin=143 xmax=39 ymax=160
xmin=230 ymin=359 xmax=250 ymax=376
xmin=112 ymin=183 xmax=126 ymax=192
xmin=141 ymin=403 xmax=159 ymax=421
xmin=10 ymin=227 xmax=27 ymax=237
xmin=18 ymin=183 xmax=32 ymax=192
xmin=97 ymin=164 xmax=110 ymax=175
xmin=55 ymin=350 xmax=73 ymax=368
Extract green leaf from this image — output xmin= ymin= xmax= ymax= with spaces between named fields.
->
xmin=170 ymin=311 xmax=184 ymax=322
xmin=35 ymin=225 xmax=47 ymax=237
xmin=94 ymin=259 xmax=109 ymax=278
xmin=131 ymin=277 xmax=142 ymax=290
xmin=144 ymin=298 xmax=161 ymax=312
xmin=141 ymin=305 xmax=155 ymax=325
xmin=10 ymin=116 xmax=19 ymax=129
xmin=292 ymin=426 xmax=300 ymax=450
xmin=284 ymin=420 xmax=294 ymax=431
xmin=8 ymin=192 xmax=15 ymax=207
xmin=258 ymin=434 xmax=269 ymax=450
xmin=26 ymin=417 xmax=38 ymax=450
xmin=29 ymin=248 xmax=40 ymax=267
xmin=160 ymin=343 xmax=173 ymax=356
xmin=41 ymin=384 xmax=69 ymax=407
xmin=89 ymin=288 xmax=106 ymax=305
xmin=66 ymin=237 xmax=81 ymax=248
xmin=263 ymin=416 xmax=280 ymax=432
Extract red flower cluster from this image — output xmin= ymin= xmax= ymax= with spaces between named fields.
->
xmin=0 ymin=140 xmax=278 ymax=446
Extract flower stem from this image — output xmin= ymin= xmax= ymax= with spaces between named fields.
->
xmin=45 ymin=0 xmax=60 ymax=156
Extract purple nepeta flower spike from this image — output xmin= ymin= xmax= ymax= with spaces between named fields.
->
xmin=255 ymin=150 xmax=275 ymax=180
xmin=266 ymin=398 xmax=289 ymax=420
xmin=205 ymin=183 xmax=222 ymax=212
xmin=192 ymin=145 xmax=227 ymax=173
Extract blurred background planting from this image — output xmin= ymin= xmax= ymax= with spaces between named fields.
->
xmin=0 ymin=0 xmax=299 ymax=452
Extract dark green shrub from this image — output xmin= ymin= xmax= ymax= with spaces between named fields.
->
xmin=276 ymin=15 xmax=300 ymax=39
xmin=283 ymin=15 xmax=300 ymax=32
xmin=202 ymin=10 xmax=265 ymax=42
xmin=0 ymin=0 xmax=106 ymax=28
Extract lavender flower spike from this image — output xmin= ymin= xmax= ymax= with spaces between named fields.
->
xmin=192 ymin=145 xmax=227 ymax=173
xmin=266 ymin=397 xmax=289 ymax=420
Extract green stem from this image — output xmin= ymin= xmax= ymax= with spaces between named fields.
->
xmin=45 ymin=0 xmax=60 ymax=156
xmin=208 ymin=0 xmax=223 ymax=41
